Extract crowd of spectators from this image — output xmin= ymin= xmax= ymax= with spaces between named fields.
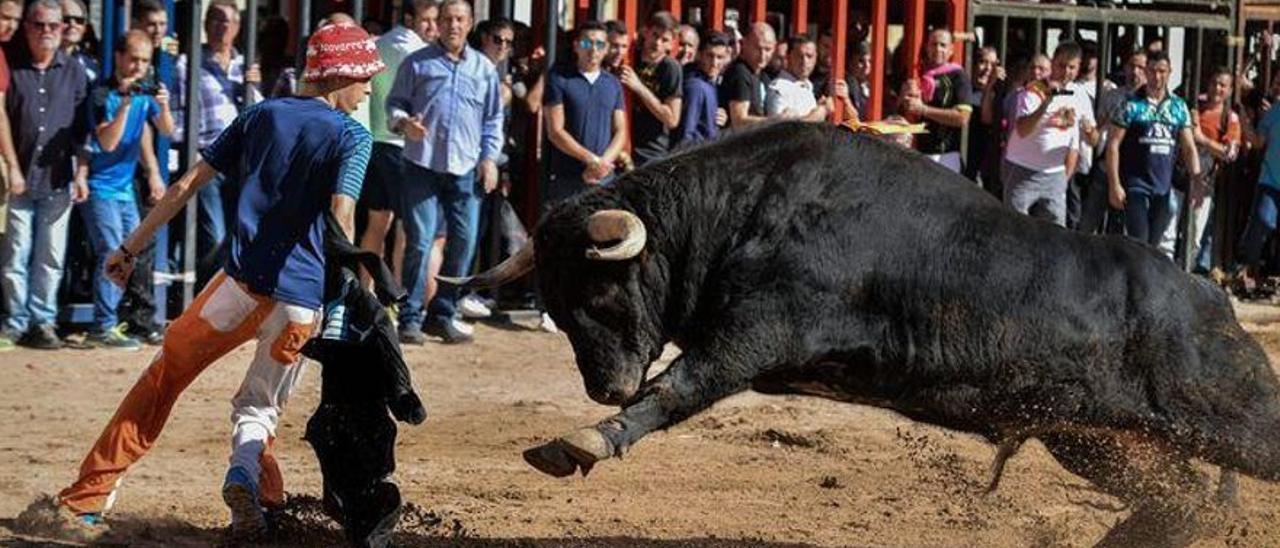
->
xmin=0 ymin=0 xmax=1279 ymax=351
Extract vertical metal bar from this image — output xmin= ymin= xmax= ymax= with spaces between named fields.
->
xmin=354 ymin=0 xmax=364 ymax=24
xmin=1098 ymin=22 xmax=1110 ymax=113
xmin=664 ymin=0 xmax=681 ymax=20
xmin=751 ymin=0 xmax=766 ymax=24
xmin=1182 ymin=26 xmax=1206 ymax=273
xmin=709 ymin=0 xmax=725 ymax=30
xmin=905 ymin=0 xmax=925 ymax=78
xmin=182 ymin=0 xmax=203 ymax=308
xmin=956 ymin=0 xmax=971 ymax=66
xmin=1034 ymin=16 xmax=1043 ymax=56
xmin=998 ymin=15 xmax=1008 ymax=63
xmin=869 ymin=0 xmax=887 ymax=120
xmin=295 ymin=0 xmax=312 ymax=71
xmin=830 ymin=0 xmax=848 ymax=122
xmin=245 ymin=0 xmax=258 ymax=105
xmin=103 ymin=0 xmax=116 ymax=77
xmin=1067 ymin=18 xmax=1075 ymax=41
xmin=791 ymin=0 xmax=807 ymax=36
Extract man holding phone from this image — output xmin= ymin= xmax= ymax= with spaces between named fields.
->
xmin=1002 ymin=41 xmax=1097 ymax=227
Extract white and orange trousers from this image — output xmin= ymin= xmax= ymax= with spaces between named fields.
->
xmin=57 ymin=272 xmax=318 ymax=514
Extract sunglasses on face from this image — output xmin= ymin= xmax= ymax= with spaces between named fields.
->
xmin=27 ymin=21 xmax=61 ymax=31
xmin=63 ymin=15 xmax=85 ymax=25
xmin=490 ymin=35 xmax=512 ymax=46
xmin=578 ymin=38 xmax=607 ymax=51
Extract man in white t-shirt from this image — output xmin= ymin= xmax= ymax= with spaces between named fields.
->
xmin=1002 ymin=41 xmax=1097 ymax=226
xmin=765 ymin=34 xmax=831 ymax=121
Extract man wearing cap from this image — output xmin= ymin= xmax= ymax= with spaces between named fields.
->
xmin=23 ymin=22 xmax=384 ymax=542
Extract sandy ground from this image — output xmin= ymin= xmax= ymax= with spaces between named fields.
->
xmin=4 ymin=304 xmax=1280 ymax=547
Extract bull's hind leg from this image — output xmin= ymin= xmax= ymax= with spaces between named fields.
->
xmin=1039 ymin=431 xmax=1211 ymax=548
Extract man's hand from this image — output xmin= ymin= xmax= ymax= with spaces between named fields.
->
xmin=901 ymin=97 xmax=926 ymax=116
xmin=583 ymin=155 xmax=612 ymax=183
xmin=715 ymin=107 xmax=728 ymax=127
xmin=104 ymin=247 xmax=136 ymax=287
xmin=147 ymin=174 xmax=165 ymax=205
xmin=71 ymin=179 xmax=89 ymax=203
xmin=1108 ymin=184 xmax=1127 ymax=211
xmin=400 ymin=114 xmax=428 ymax=141
xmin=155 ymin=85 xmax=171 ymax=111
xmin=478 ymin=159 xmax=499 ymax=193
xmin=245 ymin=63 xmax=262 ymax=85
xmin=618 ymin=66 xmax=643 ymax=93
xmin=8 ymin=164 xmax=25 ymax=197
xmin=985 ymin=66 xmax=1007 ymax=90
xmin=833 ymin=79 xmax=851 ymax=102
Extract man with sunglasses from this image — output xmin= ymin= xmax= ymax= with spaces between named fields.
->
xmin=544 ymin=20 xmax=627 ymax=204
xmin=59 ymin=0 xmax=96 ymax=84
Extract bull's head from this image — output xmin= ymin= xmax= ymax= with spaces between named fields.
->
xmin=443 ymin=206 xmax=662 ymax=406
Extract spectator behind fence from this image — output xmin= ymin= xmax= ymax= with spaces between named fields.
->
xmin=846 ymin=41 xmax=872 ymax=119
xmin=60 ymin=0 xmax=97 ymax=84
xmin=901 ymin=29 xmax=972 ymax=173
xmin=82 ymin=30 xmax=173 ymax=349
xmin=1182 ymin=68 xmax=1240 ymax=274
xmin=0 ymin=0 xmax=18 ymax=43
xmin=0 ymin=0 xmax=19 ymax=244
xmin=1 ymin=0 xmax=89 ymax=350
xmin=720 ymin=21 xmax=775 ymax=129
xmin=543 ymin=21 xmax=626 ymax=204
xmin=114 ymin=0 xmax=177 ymax=346
xmin=1232 ymin=71 xmax=1280 ymax=292
xmin=765 ymin=34 xmax=831 ymax=122
xmin=966 ymin=46 xmax=1001 ymax=191
xmin=621 ymin=11 xmax=682 ymax=167
xmin=1003 ymin=42 xmax=1096 ymax=227
xmin=387 ymin=0 xmax=503 ymax=345
xmin=676 ymin=24 xmax=698 ymax=67
xmin=1066 ymin=40 xmax=1101 ymax=229
xmin=361 ymin=0 xmax=436 ymax=290
xmin=676 ymin=30 xmax=732 ymax=147
xmin=1080 ymin=49 xmax=1146 ymax=235
xmin=175 ymin=0 xmax=262 ymax=292
xmin=1106 ymin=50 xmax=1200 ymax=247
xmin=604 ymin=20 xmax=629 ymax=74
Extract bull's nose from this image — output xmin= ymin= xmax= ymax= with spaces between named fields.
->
xmin=587 ymin=386 xmax=629 ymax=406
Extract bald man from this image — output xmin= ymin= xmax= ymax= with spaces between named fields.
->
xmin=718 ymin=21 xmax=776 ymax=128
xmin=899 ymin=29 xmax=972 ymax=172
xmin=676 ymin=24 xmax=698 ymax=66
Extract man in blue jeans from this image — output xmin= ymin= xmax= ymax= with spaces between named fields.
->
xmin=83 ymin=30 xmax=173 ymax=349
xmin=1236 ymin=73 xmax=1280 ymax=291
xmin=386 ymin=0 xmax=502 ymax=344
xmin=1105 ymin=50 xmax=1200 ymax=247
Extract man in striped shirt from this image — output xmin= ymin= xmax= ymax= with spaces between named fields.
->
xmin=38 ymin=23 xmax=384 ymax=541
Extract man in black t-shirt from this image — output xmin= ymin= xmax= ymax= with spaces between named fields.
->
xmin=718 ymin=21 xmax=776 ymax=129
xmin=900 ymin=29 xmax=972 ymax=173
xmin=619 ymin=11 xmax=683 ymax=167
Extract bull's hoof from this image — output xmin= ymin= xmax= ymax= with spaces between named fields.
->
xmin=523 ymin=428 xmax=616 ymax=478
xmin=523 ymin=442 xmax=580 ymax=478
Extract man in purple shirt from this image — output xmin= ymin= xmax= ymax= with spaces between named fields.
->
xmin=0 ymin=0 xmax=89 ymax=350
xmin=676 ymin=30 xmax=732 ymax=147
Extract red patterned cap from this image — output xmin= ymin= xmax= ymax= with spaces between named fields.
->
xmin=303 ymin=23 xmax=385 ymax=83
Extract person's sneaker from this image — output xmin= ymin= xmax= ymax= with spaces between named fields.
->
xmin=538 ymin=312 xmax=559 ymax=334
xmin=424 ymin=318 xmax=474 ymax=344
xmin=120 ymin=322 xmax=164 ymax=345
xmin=398 ymin=327 xmax=427 ymax=346
xmin=19 ymin=324 xmax=63 ymax=350
xmin=88 ymin=327 xmax=143 ymax=351
xmin=459 ymin=294 xmax=493 ymax=319
xmin=13 ymin=494 xmax=107 ymax=542
xmin=222 ymin=466 xmax=267 ymax=538
xmin=0 ymin=328 xmax=18 ymax=352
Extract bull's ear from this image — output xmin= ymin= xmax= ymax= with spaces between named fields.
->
xmin=585 ymin=210 xmax=646 ymax=261
xmin=438 ymin=242 xmax=535 ymax=288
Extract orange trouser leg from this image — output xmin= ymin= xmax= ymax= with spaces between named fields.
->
xmin=58 ymin=273 xmax=272 ymax=514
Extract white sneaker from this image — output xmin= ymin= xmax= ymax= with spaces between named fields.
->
xmin=538 ymin=312 xmax=558 ymax=334
xmin=451 ymin=318 xmax=475 ymax=336
xmin=459 ymin=295 xmax=493 ymax=319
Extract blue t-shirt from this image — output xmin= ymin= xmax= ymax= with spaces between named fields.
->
xmin=202 ymin=97 xmax=371 ymax=308
xmin=1257 ymin=105 xmax=1280 ymax=190
xmin=543 ymin=65 xmax=625 ymax=178
xmin=87 ymin=84 xmax=161 ymax=201
xmin=1116 ymin=90 xmax=1190 ymax=195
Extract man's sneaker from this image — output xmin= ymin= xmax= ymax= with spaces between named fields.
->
xmin=120 ymin=322 xmax=164 ymax=345
xmin=13 ymin=494 xmax=107 ymax=542
xmin=398 ymin=327 xmax=427 ymax=346
xmin=459 ymin=294 xmax=493 ymax=319
xmin=88 ymin=327 xmax=142 ymax=350
xmin=20 ymin=324 xmax=63 ymax=350
xmin=0 ymin=328 xmax=18 ymax=352
xmin=222 ymin=466 xmax=267 ymax=538
xmin=538 ymin=312 xmax=559 ymax=334
xmin=425 ymin=318 xmax=474 ymax=344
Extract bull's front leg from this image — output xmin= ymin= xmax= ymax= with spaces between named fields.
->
xmin=525 ymin=348 xmax=758 ymax=478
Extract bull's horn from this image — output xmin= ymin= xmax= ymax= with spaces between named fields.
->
xmin=585 ymin=210 xmax=647 ymax=261
xmin=437 ymin=241 xmax=535 ymax=288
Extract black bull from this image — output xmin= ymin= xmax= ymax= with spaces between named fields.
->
xmin=450 ymin=122 xmax=1280 ymax=545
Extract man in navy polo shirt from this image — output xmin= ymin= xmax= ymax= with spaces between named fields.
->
xmin=543 ymin=20 xmax=626 ymax=204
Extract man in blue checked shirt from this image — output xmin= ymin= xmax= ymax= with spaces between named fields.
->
xmin=386 ymin=0 xmax=503 ymax=345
